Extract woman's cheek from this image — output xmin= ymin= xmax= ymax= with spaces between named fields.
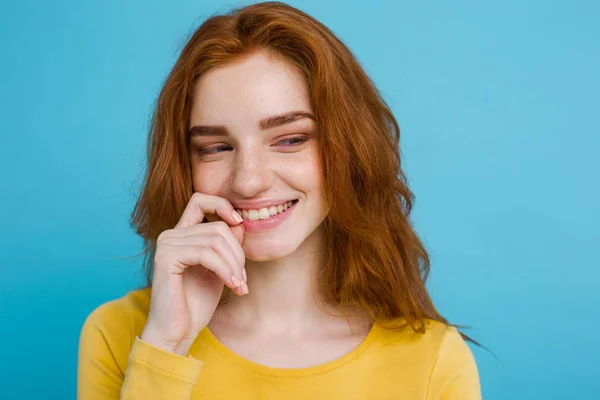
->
xmin=289 ymin=156 xmax=322 ymax=186
xmin=192 ymin=165 xmax=228 ymax=195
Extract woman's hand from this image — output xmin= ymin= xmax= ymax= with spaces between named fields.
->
xmin=140 ymin=192 xmax=247 ymax=356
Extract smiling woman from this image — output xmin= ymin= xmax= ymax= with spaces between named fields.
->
xmin=188 ymin=49 xmax=328 ymax=261
xmin=77 ymin=1 xmax=481 ymax=399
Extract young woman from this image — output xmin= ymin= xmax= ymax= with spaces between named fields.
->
xmin=78 ymin=2 xmax=481 ymax=399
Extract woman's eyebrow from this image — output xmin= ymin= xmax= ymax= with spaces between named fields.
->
xmin=188 ymin=111 xmax=315 ymax=138
xmin=188 ymin=125 xmax=227 ymax=138
xmin=259 ymin=111 xmax=315 ymax=130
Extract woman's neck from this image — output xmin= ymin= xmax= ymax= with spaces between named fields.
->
xmin=214 ymin=225 xmax=348 ymax=334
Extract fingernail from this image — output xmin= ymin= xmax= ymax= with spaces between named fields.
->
xmin=232 ymin=210 xmax=243 ymax=223
xmin=242 ymin=281 xmax=249 ymax=295
xmin=231 ymin=274 xmax=242 ymax=288
xmin=242 ymin=268 xmax=247 ymax=282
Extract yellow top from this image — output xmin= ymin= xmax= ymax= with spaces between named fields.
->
xmin=77 ymin=288 xmax=481 ymax=399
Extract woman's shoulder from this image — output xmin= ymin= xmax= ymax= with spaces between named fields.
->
xmin=373 ymin=317 xmax=475 ymax=363
xmin=368 ymin=318 xmax=480 ymax=397
xmin=78 ymin=288 xmax=153 ymax=388
xmin=80 ymin=287 xmax=152 ymax=345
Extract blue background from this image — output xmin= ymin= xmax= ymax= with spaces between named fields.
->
xmin=1 ymin=0 xmax=598 ymax=398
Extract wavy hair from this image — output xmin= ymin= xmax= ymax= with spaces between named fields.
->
xmin=130 ymin=1 xmax=478 ymax=344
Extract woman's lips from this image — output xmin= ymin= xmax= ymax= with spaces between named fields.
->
xmin=240 ymin=200 xmax=298 ymax=232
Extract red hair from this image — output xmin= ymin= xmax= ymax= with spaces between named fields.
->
xmin=130 ymin=1 xmax=477 ymax=343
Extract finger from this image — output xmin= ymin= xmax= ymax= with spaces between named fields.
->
xmin=175 ymin=192 xmax=243 ymax=230
xmin=160 ymin=234 xmax=243 ymax=283
xmin=164 ymin=244 xmax=240 ymax=289
xmin=204 ymin=214 xmax=222 ymax=223
xmin=164 ymin=221 xmax=246 ymax=273
xmin=204 ymin=222 xmax=246 ymax=274
xmin=230 ymin=224 xmax=245 ymax=246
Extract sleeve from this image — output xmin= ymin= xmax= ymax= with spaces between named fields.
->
xmin=77 ymin=301 xmax=204 ymax=400
xmin=426 ymin=327 xmax=482 ymax=400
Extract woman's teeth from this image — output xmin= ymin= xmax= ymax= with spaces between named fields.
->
xmin=237 ymin=201 xmax=295 ymax=221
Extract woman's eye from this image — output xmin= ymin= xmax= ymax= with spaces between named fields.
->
xmin=195 ymin=137 xmax=308 ymax=157
xmin=277 ymin=137 xmax=309 ymax=146
xmin=197 ymin=145 xmax=232 ymax=155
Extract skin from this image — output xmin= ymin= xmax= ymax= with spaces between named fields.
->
xmin=189 ymin=49 xmax=328 ymax=263
xmin=142 ymin=48 xmax=371 ymax=367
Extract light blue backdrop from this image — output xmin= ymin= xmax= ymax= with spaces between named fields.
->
xmin=1 ymin=0 xmax=598 ymax=398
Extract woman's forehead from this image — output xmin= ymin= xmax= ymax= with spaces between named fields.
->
xmin=190 ymin=51 xmax=312 ymax=128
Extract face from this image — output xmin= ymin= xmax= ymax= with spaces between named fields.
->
xmin=188 ymin=49 xmax=328 ymax=261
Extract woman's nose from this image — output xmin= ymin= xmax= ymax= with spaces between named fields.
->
xmin=230 ymin=148 xmax=274 ymax=197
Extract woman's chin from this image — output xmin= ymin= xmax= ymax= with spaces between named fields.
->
xmin=242 ymin=241 xmax=296 ymax=262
